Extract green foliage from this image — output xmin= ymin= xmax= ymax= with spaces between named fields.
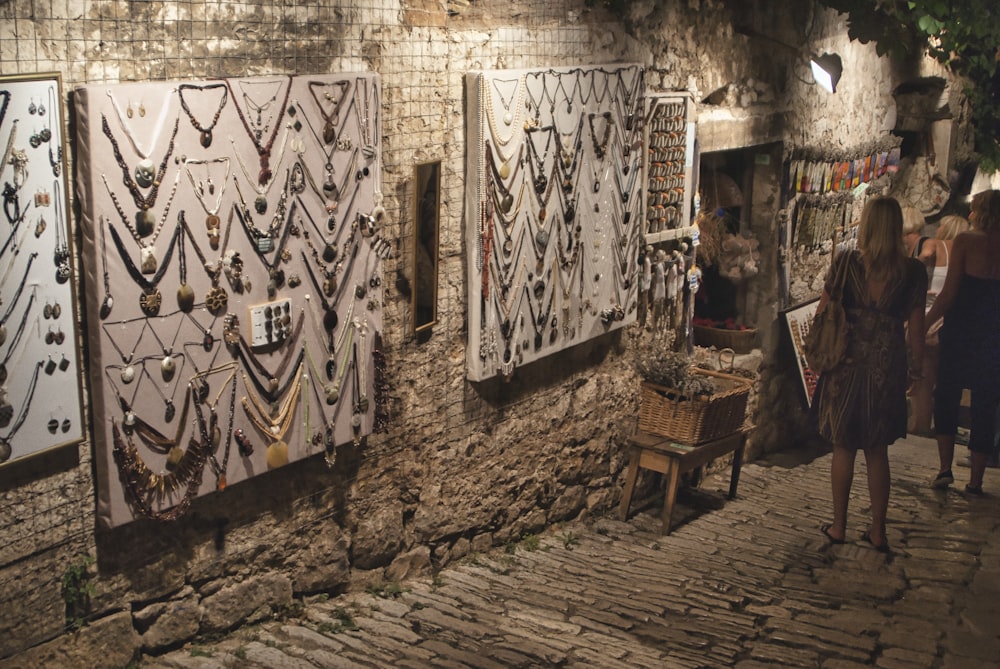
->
xmin=560 ymin=531 xmax=581 ymax=549
xmin=520 ymin=533 xmax=541 ymax=552
xmin=818 ymin=0 xmax=1000 ymax=171
xmin=60 ymin=555 xmax=95 ymax=631
xmin=365 ymin=580 xmax=407 ymax=598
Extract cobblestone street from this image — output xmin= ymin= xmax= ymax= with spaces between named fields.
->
xmin=143 ymin=435 xmax=1000 ymax=668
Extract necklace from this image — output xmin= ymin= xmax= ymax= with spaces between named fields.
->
xmin=108 ymin=222 xmax=181 ymax=316
xmin=491 ymin=77 xmax=523 ymax=127
xmin=306 ymin=80 xmax=351 ymax=145
xmin=235 ymin=313 xmax=305 ymax=404
xmin=303 ymin=345 xmax=336 ymax=465
xmin=193 ymin=364 xmax=238 ymax=490
xmin=101 ymin=115 xmax=180 ymax=237
xmin=232 ymin=169 xmax=290 ymax=252
xmin=98 ymin=217 xmax=114 ymax=319
xmin=235 ymin=186 xmax=297 ymax=299
xmin=183 ymin=157 xmax=230 ymax=234
xmin=177 ymin=83 xmax=229 ymax=148
xmin=482 ymin=76 xmax=523 ymax=147
xmin=102 ymin=316 xmax=150 ymax=384
xmin=0 ymin=252 xmax=38 ymax=347
xmin=587 ymin=111 xmax=613 ymax=161
xmin=51 ymin=185 xmax=71 ymax=284
xmin=0 ymin=361 xmax=43 ymax=458
xmin=228 ymin=76 xmax=293 ymax=186
xmin=241 ymin=355 xmax=303 ymax=469
xmin=229 ymin=123 xmax=291 ymax=215
xmin=102 ymin=167 xmax=180 ymax=275
xmin=614 ymin=156 xmax=640 ymax=204
xmin=110 ymin=416 xmax=210 ymax=521
xmin=353 ymin=77 xmax=376 ymax=158
xmin=145 ymin=309 xmax=185 ymax=382
xmin=0 ymin=291 xmax=36 ymax=384
xmin=46 ymin=87 xmax=62 ymax=177
xmin=105 ymin=88 xmax=176 ymax=161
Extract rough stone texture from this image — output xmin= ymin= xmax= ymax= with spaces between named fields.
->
xmin=0 ymin=0 xmax=974 ymax=662
xmin=200 ymin=573 xmax=293 ymax=634
xmin=139 ymin=594 xmax=202 ymax=652
xmin=2 ymin=610 xmax=139 ymax=669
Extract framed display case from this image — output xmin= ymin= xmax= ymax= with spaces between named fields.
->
xmin=0 ymin=72 xmax=85 ymax=466
xmin=643 ymin=92 xmax=695 ymax=245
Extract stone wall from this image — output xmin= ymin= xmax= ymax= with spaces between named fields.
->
xmin=0 ymin=0 xmax=917 ymax=664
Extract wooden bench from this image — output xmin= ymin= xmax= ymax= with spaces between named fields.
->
xmin=619 ymin=425 xmax=753 ymax=534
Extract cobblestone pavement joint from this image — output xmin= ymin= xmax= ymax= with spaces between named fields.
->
xmin=143 ymin=435 xmax=1000 ymax=668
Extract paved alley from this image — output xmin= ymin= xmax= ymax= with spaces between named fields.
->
xmin=142 ymin=435 xmax=1000 ymax=668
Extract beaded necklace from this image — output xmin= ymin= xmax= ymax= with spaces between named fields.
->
xmin=107 ymin=222 xmax=181 ymax=316
xmin=229 ymin=123 xmax=291 ymax=215
xmin=47 ymin=86 xmax=62 ymax=177
xmin=177 ymin=83 xmax=229 ymax=148
xmin=240 ymin=354 xmax=303 ymax=469
xmin=0 ymin=361 xmax=43 ymax=458
xmin=105 ymin=88 xmax=177 ymax=161
xmin=227 ymin=76 xmax=293 ymax=186
xmin=193 ymin=364 xmax=238 ymax=490
xmin=306 ymin=80 xmax=351 ymax=145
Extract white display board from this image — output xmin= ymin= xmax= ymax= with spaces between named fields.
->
xmin=465 ymin=65 xmax=644 ymax=381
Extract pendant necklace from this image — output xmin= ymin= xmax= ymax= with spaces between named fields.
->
xmin=481 ymin=76 xmax=521 ymax=148
xmin=232 ymin=169 xmax=290 ymax=252
xmin=235 ymin=186 xmax=297 ymax=299
xmin=303 ymin=344 xmax=337 ymax=465
xmin=240 ymin=354 xmax=303 ymax=469
xmin=108 ymin=222 xmax=181 ymax=317
xmin=177 ymin=83 xmax=229 ymax=148
xmin=101 ymin=115 xmax=180 ymax=237
xmin=103 ymin=365 xmax=144 ymax=433
xmin=146 ymin=310 xmax=186 ymax=383
xmin=297 ymin=93 xmax=357 ymax=204
xmin=235 ymin=315 xmax=305 ymax=404
xmin=101 ymin=317 xmax=150 ymax=385
xmin=555 ymin=114 xmax=584 ymax=188
xmin=183 ymin=323 xmax=225 ymax=408
xmin=51 ymin=183 xmax=70 ymax=283
xmin=101 ymin=168 xmax=181 ymax=275
xmin=0 ymin=361 xmax=43 ymax=460
xmin=615 ymin=66 xmax=643 ymax=132
xmin=524 ymin=125 xmax=556 ymax=209
xmin=350 ymin=338 xmax=363 ymax=443
xmin=227 ymin=76 xmax=293 ymax=186
xmin=587 ymin=111 xmax=613 ymax=161
xmin=353 ymin=76 xmax=376 ymax=158
xmin=491 ymin=77 xmax=523 ymax=127
xmin=525 ymin=278 xmax=555 ymax=352
xmin=299 ymin=148 xmax=358 ymax=224
xmin=0 ymin=290 xmax=36 ymax=386
xmin=97 ymin=217 xmax=115 ymax=319
xmin=193 ymin=364 xmax=238 ymax=490
xmin=614 ymin=156 xmax=640 ymax=205
xmin=0 ymin=222 xmax=31 ymax=290
xmin=46 ymin=86 xmax=62 ymax=177
xmin=110 ymin=417 xmax=211 ymax=521
xmin=0 ymin=252 xmax=38 ymax=347
xmin=183 ymin=156 xmax=230 ymax=245
xmin=229 ymin=123 xmax=290 ymax=215
xmin=179 ymin=208 xmax=234 ymax=301
xmin=485 ymin=139 xmax=523 ymax=216
xmin=306 ymin=80 xmax=351 ymax=146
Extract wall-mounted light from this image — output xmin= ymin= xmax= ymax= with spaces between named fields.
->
xmin=810 ymin=53 xmax=843 ymax=94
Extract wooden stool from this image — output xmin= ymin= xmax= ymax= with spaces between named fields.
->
xmin=619 ymin=425 xmax=753 ymax=534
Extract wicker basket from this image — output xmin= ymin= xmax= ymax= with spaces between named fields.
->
xmin=638 ymin=368 xmax=752 ymax=444
xmin=693 ymin=325 xmax=758 ymax=354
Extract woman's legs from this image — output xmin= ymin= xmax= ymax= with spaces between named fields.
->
xmin=828 ymin=445 xmax=857 ymax=541
xmin=909 ymin=344 xmax=938 ymax=434
xmin=967 ymin=386 xmax=1000 ymax=490
xmin=863 ymin=442 xmax=891 ymax=545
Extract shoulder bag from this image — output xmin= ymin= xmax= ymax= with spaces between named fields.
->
xmin=804 ymin=253 xmax=851 ymax=374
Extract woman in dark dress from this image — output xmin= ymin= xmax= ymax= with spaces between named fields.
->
xmin=927 ymin=189 xmax=1000 ymax=494
xmin=815 ymin=197 xmax=927 ymax=552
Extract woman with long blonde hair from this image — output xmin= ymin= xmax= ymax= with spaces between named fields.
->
xmin=815 ymin=197 xmax=927 ymax=552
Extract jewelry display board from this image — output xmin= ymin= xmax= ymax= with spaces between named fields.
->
xmin=74 ymin=74 xmax=387 ymax=528
xmin=0 ymin=72 xmax=85 ymax=466
xmin=643 ymin=93 xmax=695 ymax=244
xmin=781 ymin=298 xmax=820 ymax=407
xmin=465 ymin=65 xmax=644 ymax=381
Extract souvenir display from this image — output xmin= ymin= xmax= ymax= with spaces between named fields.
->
xmin=0 ymin=73 xmax=84 ymax=466
xmin=643 ymin=93 xmax=695 ymax=242
xmin=74 ymin=75 xmax=386 ymax=528
xmin=465 ymin=65 xmax=645 ymax=381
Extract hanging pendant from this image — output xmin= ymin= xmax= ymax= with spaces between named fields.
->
xmin=139 ymin=288 xmax=162 ymax=316
xmin=323 ymin=179 xmax=338 ymax=199
xmin=326 ymin=386 xmax=339 ymax=405
xmin=534 ymin=332 xmax=543 ymax=350
xmin=166 ymin=445 xmax=185 ymax=470
xmin=500 ymin=192 xmax=514 ymax=214
xmin=322 ymin=243 xmax=337 ymax=263
xmin=0 ymin=401 xmax=12 ymax=429
xmin=499 ymin=161 xmax=510 ymax=180
xmin=193 ymin=377 xmax=210 ymax=404
xmin=266 ymin=440 xmax=290 ymax=468
xmin=0 ymin=324 xmax=6 ymax=347
xmin=256 ymin=236 xmax=274 ymax=253
xmin=164 ymin=400 xmax=176 ymax=423
xmin=140 ymin=245 xmax=158 ymax=275
xmin=177 ymin=283 xmax=195 ymax=312
xmin=323 ymin=276 xmax=337 ymax=297
xmin=121 ymin=365 xmax=136 ymax=384
xmin=211 ymin=420 xmax=221 ymax=449
xmin=208 ymin=227 xmax=220 ymax=250
xmin=216 ymin=475 xmax=227 ymax=491
xmin=0 ymin=438 xmax=9 ymax=462
xmin=358 ymin=396 xmax=369 ymax=413
xmin=323 ymin=119 xmax=336 ymax=145
xmin=323 ymin=307 xmax=338 ymax=332
xmin=99 ymin=294 xmax=114 ymax=320
xmin=135 ymin=209 xmax=155 ymax=237
xmin=161 ymin=355 xmax=176 ymax=382
xmin=254 ymin=195 xmax=267 ymax=215
xmin=135 ymin=158 xmax=156 ymax=188
xmin=206 ymin=214 xmax=221 ymax=231
xmin=325 ymin=356 xmax=336 ymax=381
xmin=0 ymin=364 xmax=6 ymax=384
xmin=235 ymin=428 xmax=253 ymax=456
xmin=200 ymin=130 xmax=213 ymax=148
xmin=536 ymin=229 xmax=549 ymax=247
xmin=202 ymin=331 xmax=215 ymax=352
xmin=204 ymin=286 xmax=228 ymax=316
xmin=124 ymin=410 xmax=137 ymax=427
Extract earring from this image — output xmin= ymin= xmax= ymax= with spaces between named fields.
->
xmin=138 ymin=102 xmax=146 ymax=117
xmin=47 ymin=418 xmax=58 ymax=434
xmin=45 ymin=328 xmax=54 ymax=345
xmin=44 ymin=356 xmax=56 ymax=375
xmin=28 ymin=99 xmax=36 ymax=115
xmin=37 ymin=101 xmax=45 ymax=116
xmin=207 ymin=177 xmax=215 ymax=196
xmin=52 ymin=303 xmax=61 ymax=319
xmin=126 ymin=100 xmax=134 ymax=118
xmin=54 ymin=328 xmax=65 ymax=345
xmin=61 ymin=418 xmax=71 ymax=433
xmin=43 ymin=302 xmax=53 ymax=319
xmin=59 ymin=354 xmax=70 ymax=372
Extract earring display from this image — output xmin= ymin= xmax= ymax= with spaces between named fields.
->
xmin=465 ymin=64 xmax=644 ymax=382
xmin=643 ymin=94 xmax=695 ymax=243
xmin=0 ymin=72 xmax=84 ymax=467
xmin=75 ymin=74 xmax=385 ymax=528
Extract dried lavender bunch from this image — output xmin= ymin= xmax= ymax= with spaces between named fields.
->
xmin=637 ymin=352 xmax=717 ymax=397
